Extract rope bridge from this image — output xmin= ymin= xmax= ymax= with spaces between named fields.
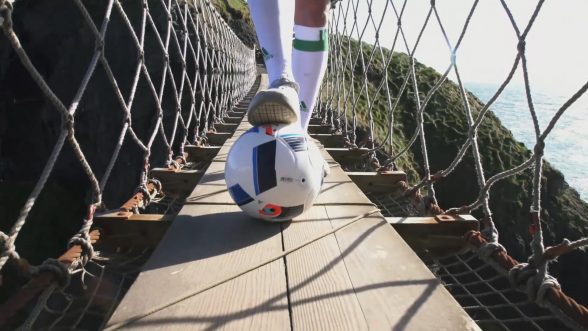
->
xmin=0 ymin=0 xmax=588 ymax=330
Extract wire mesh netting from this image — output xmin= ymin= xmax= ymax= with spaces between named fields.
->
xmin=16 ymin=247 xmax=152 ymax=331
xmin=0 ymin=0 xmax=255 ymax=328
xmin=421 ymin=250 xmax=578 ymax=331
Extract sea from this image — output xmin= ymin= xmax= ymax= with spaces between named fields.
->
xmin=466 ymin=83 xmax=588 ymax=201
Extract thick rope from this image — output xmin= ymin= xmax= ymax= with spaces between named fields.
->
xmin=104 ymin=208 xmax=380 ymax=330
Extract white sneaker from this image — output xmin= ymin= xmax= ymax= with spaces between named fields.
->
xmin=248 ymin=78 xmax=300 ymax=125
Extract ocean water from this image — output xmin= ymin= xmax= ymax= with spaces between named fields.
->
xmin=466 ymin=83 xmax=588 ymax=201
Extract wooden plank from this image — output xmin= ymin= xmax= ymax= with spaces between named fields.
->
xmin=315 ymin=164 xmax=373 ymax=206
xmin=307 ymin=124 xmax=332 ymax=134
xmin=325 ymin=205 xmax=479 ymax=330
xmin=213 ymin=122 xmax=238 ymax=132
xmin=282 ymin=205 xmax=369 ymax=330
xmin=184 ymin=145 xmax=220 ymax=162
xmin=387 ymin=215 xmax=479 ymax=254
xmin=94 ymin=214 xmax=171 ymax=249
xmin=206 ymin=132 xmax=232 ymax=146
xmin=107 ymin=73 xmax=289 ymax=330
xmin=223 ymin=116 xmax=242 ymax=124
xmin=150 ymin=168 xmax=204 ymax=196
xmin=310 ymin=133 xmax=345 ymax=147
xmin=185 ymin=160 xmax=231 ymax=204
xmin=309 ymin=117 xmax=325 ymax=125
xmin=106 ymin=205 xmax=289 ymax=330
xmin=326 ymin=147 xmax=371 ymax=164
xmin=226 ymin=110 xmax=246 ymax=117
xmin=347 ymin=171 xmax=407 ymax=193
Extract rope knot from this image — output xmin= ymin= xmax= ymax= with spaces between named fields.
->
xmin=517 ymin=39 xmax=526 ymax=54
xmin=64 ymin=113 xmax=75 ymax=132
xmin=0 ymin=231 xmax=18 ymax=262
xmin=477 ymin=241 xmax=506 ymax=260
xmin=508 ymin=262 xmax=561 ymax=307
xmin=68 ymin=230 xmax=95 ymax=266
xmin=508 ymin=262 xmax=536 ymax=289
xmin=95 ymin=38 xmax=105 ymax=52
xmin=33 ymin=258 xmax=71 ymax=289
xmin=534 ymin=140 xmax=545 ymax=156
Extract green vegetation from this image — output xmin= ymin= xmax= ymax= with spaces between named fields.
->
xmin=210 ymin=0 xmax=256 ymax=48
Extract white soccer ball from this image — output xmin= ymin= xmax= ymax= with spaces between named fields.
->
xmin=225 ymin=123 xmax=325 ymax=222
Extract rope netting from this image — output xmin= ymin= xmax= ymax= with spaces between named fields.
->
xmin=0 ymin=0 xmax=254 ymax=327
xmin=320 ymin=0 xmax=588 ymax=329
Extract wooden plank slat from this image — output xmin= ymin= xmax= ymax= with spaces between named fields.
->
xmin=387 ymin=215 xmax=479 ymax=254
xmin=315 ymin=164 xmax=373 ymax=206
xmin=213 ymin=123 xmax=238 ymax=132
xmin=347 ymin=171 xmax=407 ymax=193
xmin=94 ymin=214 xmax=170 ymax=249
xmin=282 ymin=205 xmax=369 ymax=330
xmin=325 ymin=205 xmax=480 ymax=330
xmin=107 ymin=73 xmax=291 ymax=330
xmin=106 ymin=205 xmax=289 ymax=330
xmin=307 ymin=124 xmax=332 ymax=134
xmin=310 ymin=133 xmax=345 ymax=147
xmin=150 ymin=168 xmax=204 ymax=196
xmin=184 ymin=145 xmax=221 ymax=162
xmin=223 ymin=116 xmax=242 ymax=124
xmin=206 ymin=132 xmax=232 ymax=146
xmin=325 ymin=147 xmax=370 ymax=164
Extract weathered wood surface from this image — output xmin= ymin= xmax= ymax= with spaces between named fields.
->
xmin=387 ymin=215 xmax=479 ymax=254
xmin=150 ymin=168 xmax=204 ymax=196
xmin=307 ymin=124 xmax=332 ymax=134
xmin=214 ymin=122 xmax=239 ymax=132
xmin=347 ymin=171 xmax=407 ymax=193
xmin=282 ymin=205 xmax=368 ymax=330
xmin=206 ymin=132 xmax=232 ymax=146
xmin=184 ymin=145 xmax=221 ymax=162
xmin=107 ymin=73 xmax=478 ymax=330
xmin=310 ymin=133 xmax=345 ymax=147
xmin=326 ymin=205 xmax=479 ymax=330
xmin=106 ymin=205 xmax=289 ymax=330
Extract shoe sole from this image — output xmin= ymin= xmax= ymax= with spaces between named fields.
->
xmin=248 ymin=90 xmax=298 ymax=126
xmin=248 ymin=102 xmax=298 ymax=125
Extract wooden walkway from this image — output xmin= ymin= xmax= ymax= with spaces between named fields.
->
xmin=106 ymin=75 xmax=479 ymax=330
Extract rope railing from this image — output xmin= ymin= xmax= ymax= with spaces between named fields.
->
xmin=322 ymin=0 xmax=588 ymax=329
xmin=0 ymin=0 xmax=255 ymax=313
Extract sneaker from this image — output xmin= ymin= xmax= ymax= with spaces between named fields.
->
xmin=248 ymin=77 xmax=300 ymax=125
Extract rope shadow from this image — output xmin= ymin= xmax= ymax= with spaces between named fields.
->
xmin=123 ymin=278 xmax=438 ymax=330
xmin=117 ymin=217 xmax=444 ymax=330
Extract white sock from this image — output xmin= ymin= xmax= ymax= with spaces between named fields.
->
xmin=248 ymin=0 xmax=295 ymax=83
xmin=292 ymin=24 xmax=329 ymax=130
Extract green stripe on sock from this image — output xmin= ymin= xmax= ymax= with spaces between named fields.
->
xmin=293 ymin=30 xmax=329 ymax=52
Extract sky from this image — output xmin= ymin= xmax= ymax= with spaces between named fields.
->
xmin=332 ymin=0 xmax=588 ymax=96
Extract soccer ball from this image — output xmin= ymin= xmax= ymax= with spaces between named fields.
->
xmin=225 ymin=123 xmax=325 ymax=222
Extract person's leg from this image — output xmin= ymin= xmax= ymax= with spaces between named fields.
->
xmin=248 ymin=0 xmax=295 ymax=83
xmin=293 ymin=0 xmax=331 ymax=130
xmin=247 ymin=0 xmax=299 ymax=125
